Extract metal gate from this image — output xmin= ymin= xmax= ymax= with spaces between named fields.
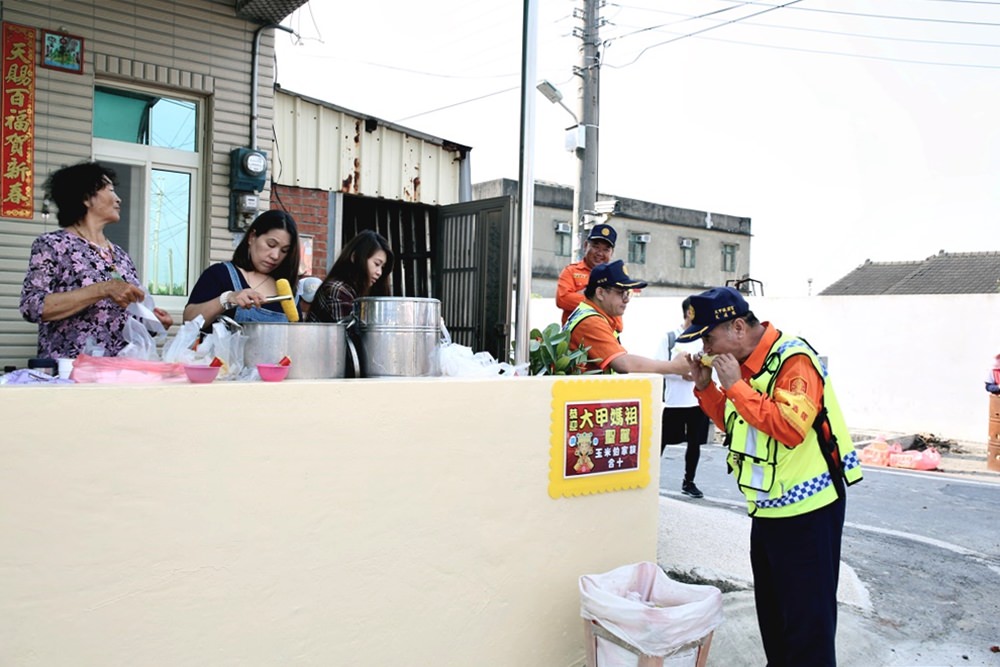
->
xmin=339 ymin=194 xmax=514 ymax=361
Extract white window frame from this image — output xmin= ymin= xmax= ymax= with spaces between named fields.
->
xmin=94 ymin=135 xmax=201 ymax=312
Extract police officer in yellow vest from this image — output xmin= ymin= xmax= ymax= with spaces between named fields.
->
xmin=680 ymin=286 xmax=862 ymax=667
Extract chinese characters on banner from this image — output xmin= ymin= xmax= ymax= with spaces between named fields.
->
xmin=2 ymin=22 xmax=36 ymax=219
xmin=548 ymin=379 xmax=655 ymax=499
xmin=564 ymin=400 xmax=640 ymax=477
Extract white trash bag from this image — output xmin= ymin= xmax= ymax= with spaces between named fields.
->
xmin=579 ymin=561 xmax=724 ymax=666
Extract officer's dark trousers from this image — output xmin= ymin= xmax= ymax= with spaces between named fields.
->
xmin=750 ymin=496 xmax=846 ymax=667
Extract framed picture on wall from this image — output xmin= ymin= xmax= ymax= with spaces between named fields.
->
xmin=40 ymin=29 xmax=84 ymax=74
xmin=299 ymin=235 xmax=314 ymax=276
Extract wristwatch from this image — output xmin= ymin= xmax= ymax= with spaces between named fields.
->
xmin=220 ymin=290 xmax=234 ymax=310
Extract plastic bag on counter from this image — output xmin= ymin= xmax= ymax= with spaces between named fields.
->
xmin=437 ymin=319 xmax=527 ymax=377
xmin=118 ymin=317 xmax=159 ymax=361
xmin=70 ymin=353 xmax=187 ymax=384
xmin=162 ymin=315 xmax=204 ymax=363
xmin=196 ymin=318 xmax=247 ymax=379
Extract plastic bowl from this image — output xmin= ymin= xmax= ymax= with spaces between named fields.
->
xmin=184 ymin=364 xmax=220 ymax=384
xmin=257 ymin=363 xmax=291 ymax=382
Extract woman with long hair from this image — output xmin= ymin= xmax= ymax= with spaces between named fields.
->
xmin=184 ymin=210 xmax=301 ymax=326
xmin=309 ymin=230 xmax=393 ymax=322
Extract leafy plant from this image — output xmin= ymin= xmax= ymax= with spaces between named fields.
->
xmin=528 ymin=322 xmax=604 ymax=375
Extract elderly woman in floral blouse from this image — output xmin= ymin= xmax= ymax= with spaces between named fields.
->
xmin=19 ymin=161 xmax=173 ymax=359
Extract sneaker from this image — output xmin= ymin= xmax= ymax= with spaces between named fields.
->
xmin=681 ymin=481 xmax=704 ymax=499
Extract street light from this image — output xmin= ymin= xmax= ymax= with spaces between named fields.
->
xmin=536 ymin=79 xmax=585 ymax=260
xmin=536 ymin=80 xmax=578 ymax=125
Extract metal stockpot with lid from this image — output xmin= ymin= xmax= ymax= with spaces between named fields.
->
xmin=353 ymin=297 xmax=441 ymax=377
xmin=242 ymin=321 xmax=357 ymax=379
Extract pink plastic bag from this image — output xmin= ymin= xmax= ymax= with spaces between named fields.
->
xmin=888 ymin=447 xmax=941 ymax=471
xmin=70 ymin=353 xmax=187 ymax=384
xmin=858 ymin=439 xmax=902 ymax=467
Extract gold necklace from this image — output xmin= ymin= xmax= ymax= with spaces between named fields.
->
xmin=244 ymin=270 xmax=270 ymax=290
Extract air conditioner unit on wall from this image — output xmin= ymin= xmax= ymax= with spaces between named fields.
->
xmin=635 ymin=233 xmax=651 ymax=244
xmin=555 ymin=222 xmax=571 ymax=234
xmin=679 ymin=238 xmax=693 ymax=248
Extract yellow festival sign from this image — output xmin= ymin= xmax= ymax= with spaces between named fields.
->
xmin=2 ymin=22 xmax=36 ymax=219
xmin=548 ymin=378 xmax=655 ymax=499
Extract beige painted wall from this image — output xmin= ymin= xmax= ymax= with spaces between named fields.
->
xmin=531 ymin=293 xmax=1000 ymax=444
xmin=0 ymin=376 xmax=662 ymax=666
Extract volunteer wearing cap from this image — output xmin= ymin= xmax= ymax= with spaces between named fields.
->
xmin=555 ymin=223 xmax=619 ymax=327
xmin=681 ymin=286 xmax=863 ymax=667
xmin=296 ymin=276 xmax=322 ymax=318
xmin=563 ymin=260 xmax=689 ymax=375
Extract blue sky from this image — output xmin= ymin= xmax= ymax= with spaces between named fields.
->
xmin=275 ymin=0 xmax=1000 ymax=296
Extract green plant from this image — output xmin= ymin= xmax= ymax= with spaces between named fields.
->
xmin=528 ymin=322 xmax=604 ymax=375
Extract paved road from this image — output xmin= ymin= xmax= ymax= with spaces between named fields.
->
xmin=659 ymin=443 xmax=1000 ymax=666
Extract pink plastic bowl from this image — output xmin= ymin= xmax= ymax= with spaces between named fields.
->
xmin=184 ymin=364 xmax=220 ymax=384
xmin=257 ymin=363 xmax=290 ymax=382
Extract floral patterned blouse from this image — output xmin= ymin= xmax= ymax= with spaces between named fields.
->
xmin=20 ymin=229 xmax=142 ymax=359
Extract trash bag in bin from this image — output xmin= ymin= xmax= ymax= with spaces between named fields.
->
xmin=580 ymin=561 xmax=724 ymax=664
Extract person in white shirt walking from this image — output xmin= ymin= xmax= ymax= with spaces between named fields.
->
xmin=655 ymin=297 xmax=712 ymax=498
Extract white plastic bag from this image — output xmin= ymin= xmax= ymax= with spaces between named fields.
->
xmin=437 ymin=319 xmax=527 ymax=377
xmin=118 ymin=317 xmax=159 ymax=360
xmin=198 ymin=319 xmax=246 ymax=379
xmin=162 ymin=315 xmax=205 ymax=363
xmin=580 ymin=561 xmax=723 ymax=665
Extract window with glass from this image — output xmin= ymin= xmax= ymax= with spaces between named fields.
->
xmin=722 ymin=243 xmax=738 ymax=273
xmin=554 ymin=221 xmax=571 ymax=257
xmin=628 ymin=233 xmax=647 ymax=264
xmin=681 ymin=239 xmax=696 ymax=268
xmin=93 ymin=86 xmax=201 ymax=302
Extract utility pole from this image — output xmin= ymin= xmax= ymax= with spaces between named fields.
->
xmin=573 ymin=0 xmax=601 ymax=259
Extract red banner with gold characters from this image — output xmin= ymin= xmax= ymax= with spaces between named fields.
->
xmin=2 ymin=22 xmax=36 ymax=219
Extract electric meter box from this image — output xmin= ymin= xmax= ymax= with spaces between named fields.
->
xmin=230 ymin=147 xmax=268 ymax=192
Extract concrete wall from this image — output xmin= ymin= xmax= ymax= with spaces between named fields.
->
xmin=0 ymin=375 xmax=661 ymax=667
xmin=530 ymin=294 xmax=1000 ymax=444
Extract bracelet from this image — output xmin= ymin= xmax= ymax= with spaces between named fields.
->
xmin=220 ymin=290 xmax=234 ymax=309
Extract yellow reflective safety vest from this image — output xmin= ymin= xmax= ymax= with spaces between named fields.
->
xmin=724 ymin=332 xmax=863 ymax=518
xmin=563 ymin=301 xmax=618 ymax=374
xmin=563 ymin=301 xmax=610 ymax=336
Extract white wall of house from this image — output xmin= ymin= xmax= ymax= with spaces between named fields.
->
xmin=531 ymin=294 xmax=1000 ymax=444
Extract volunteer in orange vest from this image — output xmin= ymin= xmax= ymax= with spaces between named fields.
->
xmin=563 ymin=260 xmax=690 ymax=376
xmin=556 ymin=223 xmax=619 ymax=329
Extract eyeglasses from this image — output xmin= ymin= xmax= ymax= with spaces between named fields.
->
xmin=606 ymin=287 xmax=632 ymax=300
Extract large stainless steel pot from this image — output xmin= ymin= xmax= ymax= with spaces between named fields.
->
xmin=242 ymin=322 xmax=355 ymax=379
xmin=354 ymin=297 xmax=441 ymax=377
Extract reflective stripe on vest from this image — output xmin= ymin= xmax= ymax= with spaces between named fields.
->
xmin=724 ymin=331 xmax=862 ymax=518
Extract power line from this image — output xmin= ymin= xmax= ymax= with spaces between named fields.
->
xmin=709 ymin=0 xmax=1000 ymax=27
xmin=604 ymin=0 xmax=806 ymax=69
xmin=682 ymin=30 xmax=1000 ymax=69
xmin=607 ymin=12 xmax=1000 ymax=51
xmin=393 ymin=86 xmax=520 ymax=123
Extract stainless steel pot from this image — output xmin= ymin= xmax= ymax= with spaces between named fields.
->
xmin=353 ymin=297 xmax=441 ymax=377
xmin=242 ymin=322 xmax=356 ymax=379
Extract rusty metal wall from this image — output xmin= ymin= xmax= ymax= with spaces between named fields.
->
xmin=272 ymin=90 xmax=465 ymax=206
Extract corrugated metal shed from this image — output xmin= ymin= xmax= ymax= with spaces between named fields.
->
xmin=272 ymin=88 xmax=469 ymax=205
